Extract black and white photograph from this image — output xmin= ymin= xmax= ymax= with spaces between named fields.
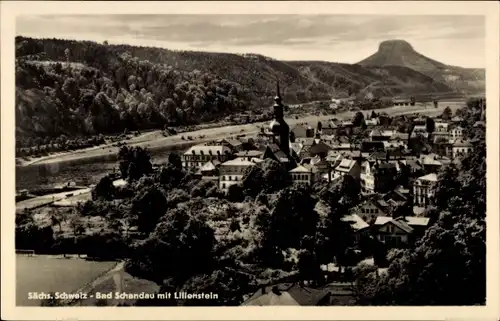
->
xmin=2 ymin=1 xmax=499 ymax=320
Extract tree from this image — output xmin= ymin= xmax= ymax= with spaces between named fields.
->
xmin=441 ymin=106 xmax=452 ymax=120
xmin=92 ymin=175 xmax=116 ymax=201
xmin=131 ymin=185 xmax=168 ymax=234
xmin=260 ymin=159 xmax=291 ymax=192
xmin=178 ymin=269 xmax=255 ymax=306
xmin=241 ymin=165 xmax=265 ymax=197
xmin=262 ymin=184 xmax=318 ymax=255
xmin=433 ymin=163 xmax=460 ymax=211
xmin=118 ymin=146 xmax=153 ymax=181
xmin=69 ymin=215 xmax=85 ymax=236
xmin=356 ymin=141 xmax=486 ymax=305
xmin=316 ymin=183 xmax=357 ymax=267
xmin=156 ymin=164 xmax=185 ymax=190
xmin=425 ymin=117 xmax=435 ymax=136
xmin=49 ymin=211 xmax=63 ymax=234
xmin=317 ymin=121 xmax=323 ymax=132
xmin=352 ymin=111 xmax=365 ymax=127
xmin=226 ymin=184 xmax=244 ymax=202
xmin=340 ymin=175 xmax=360 ymax=207
xmin=297 ymin=250 xmax=322 ymax=285
xmin=125 ymin=206 xmax=216 ymax=284
xmin=167 ymin=152 xmax=182 ymax=170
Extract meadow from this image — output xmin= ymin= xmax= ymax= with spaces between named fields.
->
xmin=16 ymin=255 xmax=116 ymax=306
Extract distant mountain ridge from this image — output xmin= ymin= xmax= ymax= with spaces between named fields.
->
xmin=358 ymin=40 xmax=485 ymax=94
xmin=16 ymin=36 xmax=481 ymax=101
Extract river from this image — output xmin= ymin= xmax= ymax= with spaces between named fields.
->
xmin=15 ymin=101 xmax=465 ymax=191
xmin=15 ymin=143 xmax=191 ymax=191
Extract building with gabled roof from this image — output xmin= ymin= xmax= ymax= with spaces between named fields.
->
xmin=219 ymin=158 xmax=256 ymax=193
xmin=332 ymin=158 xmax=361 ymax=182
xmin=373 ymin=215 xmax=430 ymax=247
xmin=195 ymin=160 xmax=220 ymax=181
xmin=211 ymin=138 xmax=244 ymax=152
xmin=413 ymin=173 xmax=438 ymax=207
xmin=448 ymin=125 xmax=464 ymax=141
xmin=183 ymin=144 xmax=233 ymax=169
xmin=411 ymin=125 xmax=429 ymax=138
xmin=452 ymin=140 xmax=473 ymax=158
xmin=289 ymin=164 xmax=318 ymax=185
xmin=342 ymin=214 xmax=370 ymax=242
xmin=352 ymin=196 xmax=390 ymax=224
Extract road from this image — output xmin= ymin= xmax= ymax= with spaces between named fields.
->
xmin=17 ymin=101 xmax=464 ymax=168
xmin=16 ymin=188 xmax=91 ymax=212
xmin=16 ymin=179 xmax=127 ymax=212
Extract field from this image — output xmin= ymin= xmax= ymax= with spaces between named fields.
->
xmin=16 ymin=255 xmax=117 ymax=306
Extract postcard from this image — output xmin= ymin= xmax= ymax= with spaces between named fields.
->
xmin=1 ymin=1 xmax=499 ymax=320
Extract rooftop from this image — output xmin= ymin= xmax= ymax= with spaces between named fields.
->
xmin=335 ymin=159 xmax=356 ymax=172
xmin=290 ymin=165 xmax=312 ymax=173
xmin=184 ymin=144 xmax=232 ymax=155
xmin=374 ymin=216 xmax=413 ymax=233
xmin=453 ymin=140 xmax=473 ymax=147
xmin=199 ymin=161 xmax=217 ymax=172
xmin=242 ymin=283 xmax=330 ymax=306
xmin=417 ymin=173 xmax=438 ymax=182
xmin=395 ymin=216 xmax=430 ymax=226
xmin=342 ymin=214 xmax=370 ymax=230
xmin=221 ymin=159 xmax=256 ymax=167
xmin=235 ymin=150 xmax=263 ymax=157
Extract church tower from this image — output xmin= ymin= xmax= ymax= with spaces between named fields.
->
xmin=269 ymin=81 xmax=290 ymax=156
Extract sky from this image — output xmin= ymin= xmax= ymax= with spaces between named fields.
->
xmin=16 ymin=14 xmax=486 ymax=68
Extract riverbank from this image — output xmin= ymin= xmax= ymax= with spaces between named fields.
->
xmin=16 ymin=102 xmax=464 ymax=169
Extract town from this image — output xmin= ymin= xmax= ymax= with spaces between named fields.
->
xmin=15 ymin=82 xmax=486 ymax=306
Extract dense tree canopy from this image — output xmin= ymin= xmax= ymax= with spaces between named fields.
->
xmin=355 ymin=140 xmax=486 ymax=305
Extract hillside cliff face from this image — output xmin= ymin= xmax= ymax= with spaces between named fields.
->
xmin=358 ymin=40 xmax=485 ymax=93
xmin=359 ymin=40 xmax=446 ymax=72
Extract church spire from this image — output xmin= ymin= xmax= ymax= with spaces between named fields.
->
xmin=272 ymin=79 xmax=284 ymax=120
xmin=268 ymin=79 xmax=290 ymax=158
xmin=274 ymin=79 xmax=282 ymax=104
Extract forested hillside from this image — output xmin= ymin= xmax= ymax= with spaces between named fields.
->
xmin=288 ymin=61 xmax=452 ymax=98
xmin=15 ymin=36 xmax=456 ymax=141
